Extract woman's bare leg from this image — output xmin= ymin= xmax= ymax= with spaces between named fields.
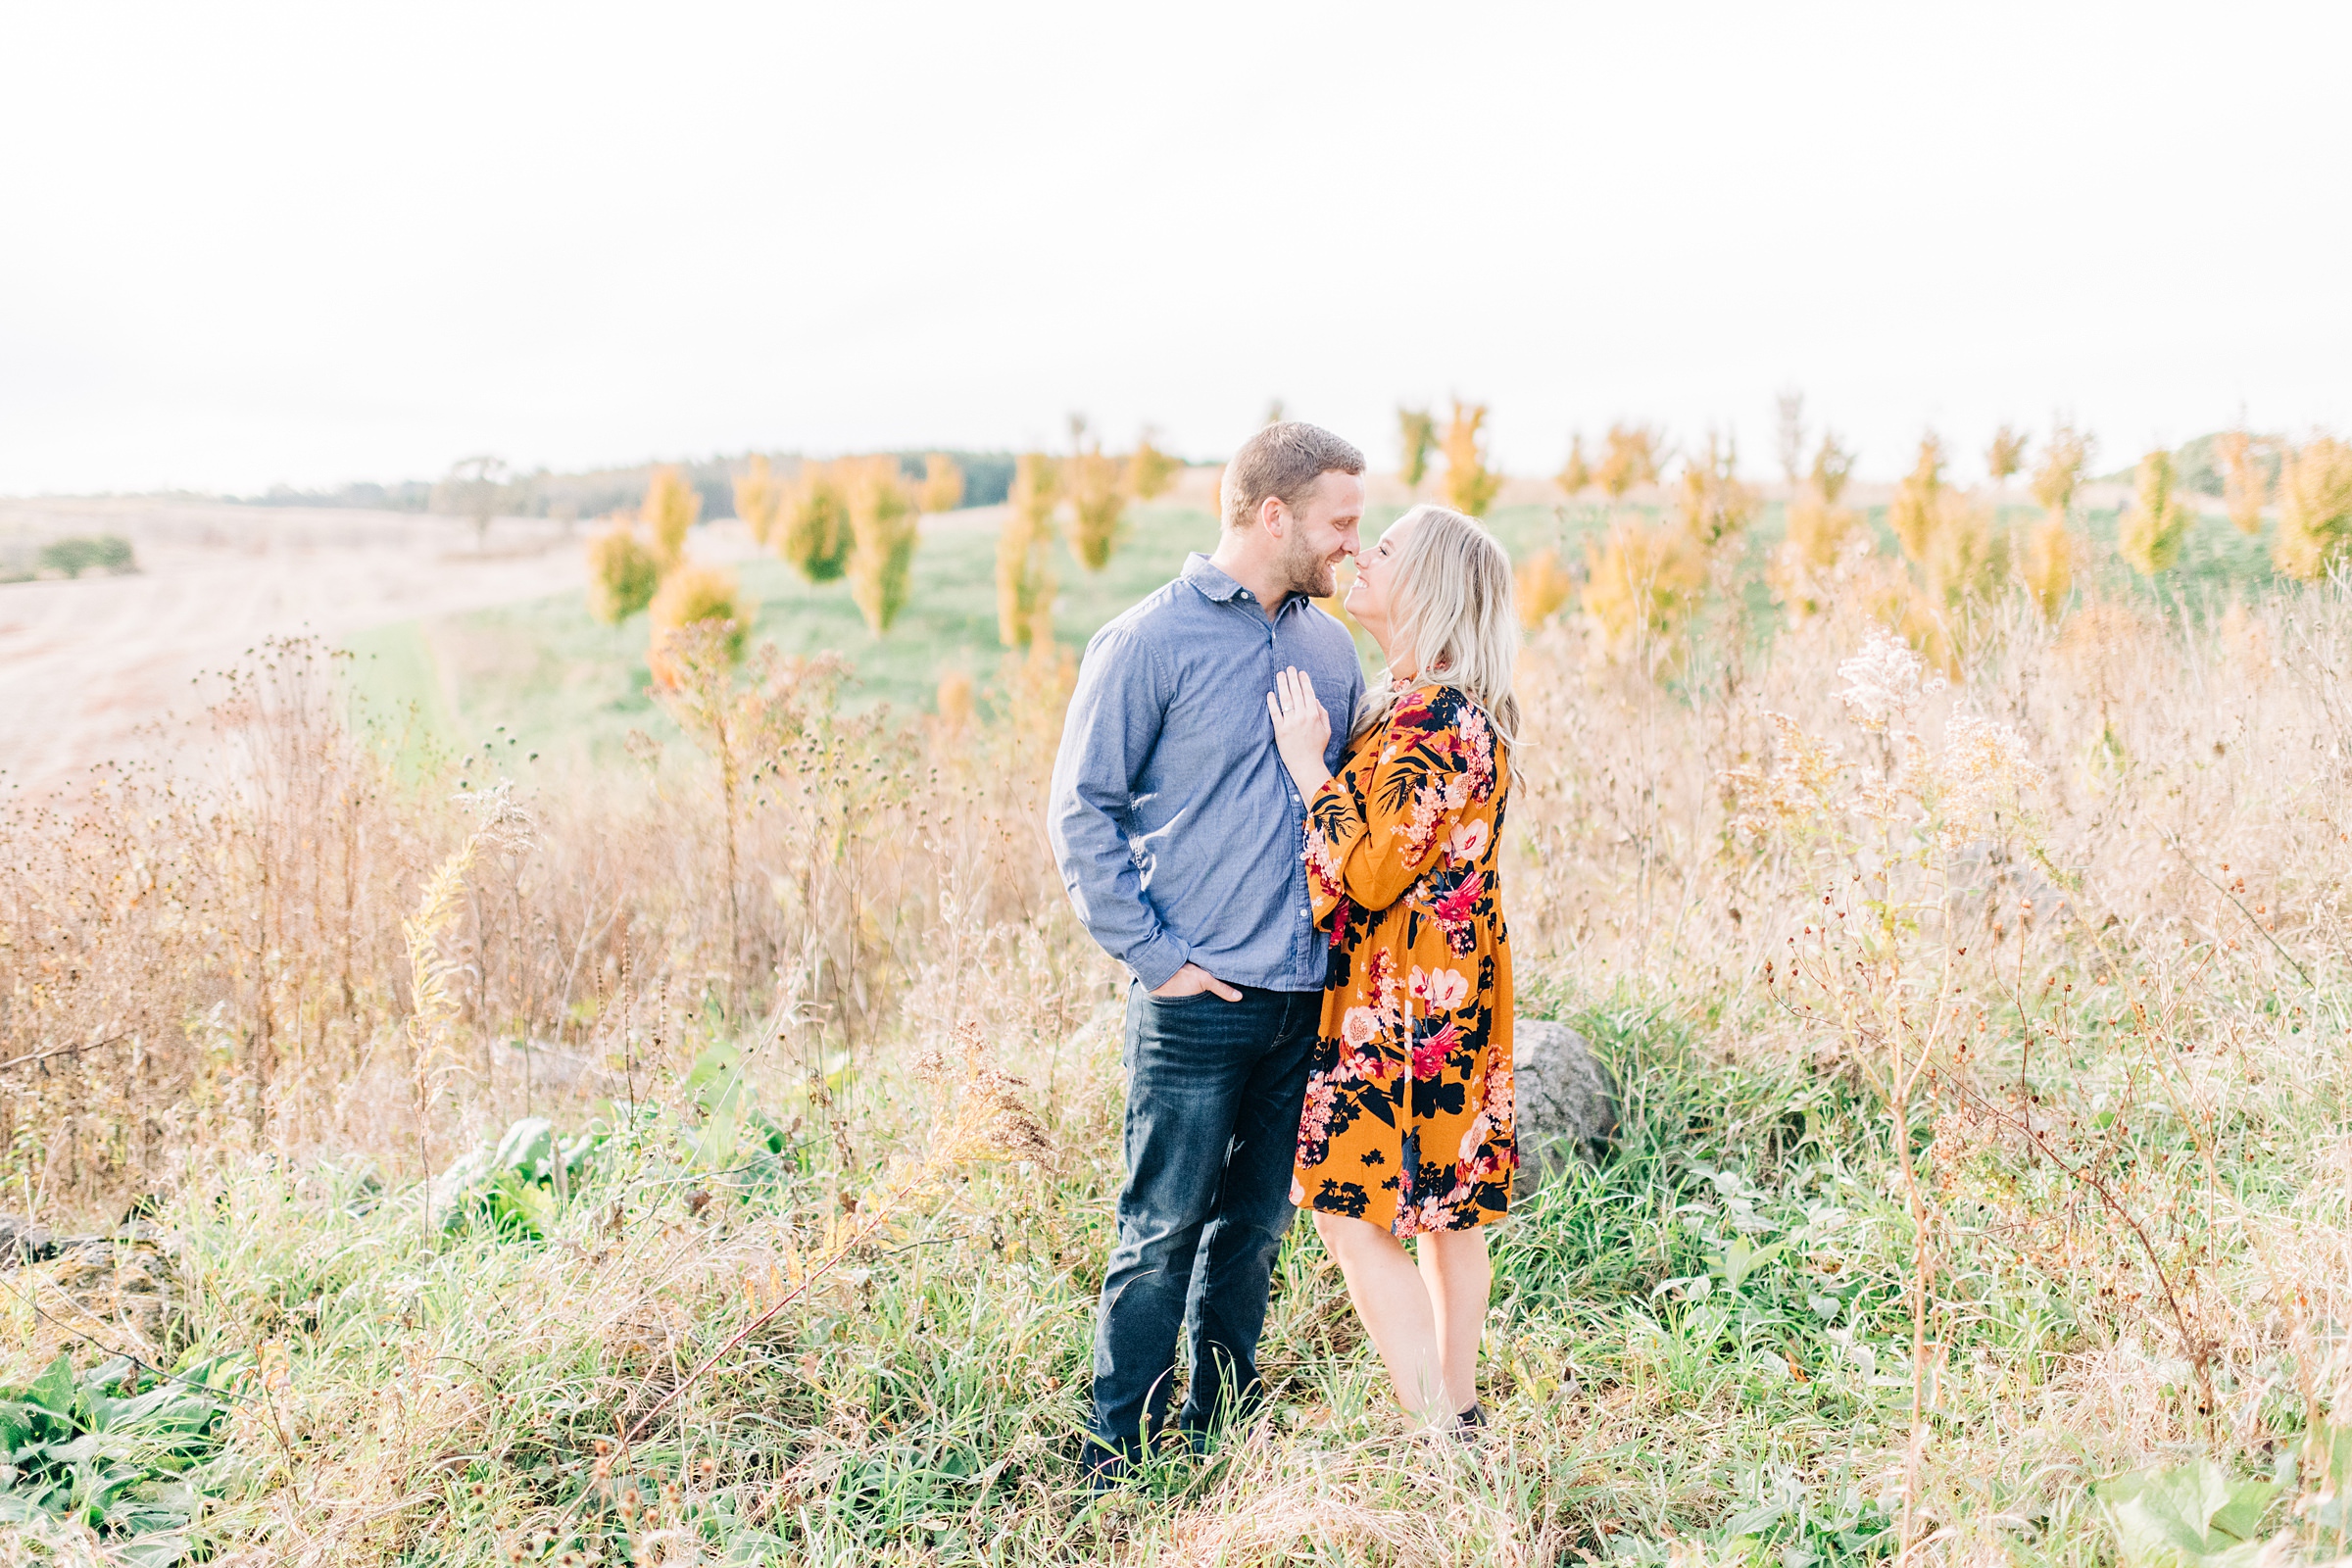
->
xmin=1312 ymin=1210 xmax=1447 ymax=1422
xmin=1415 ymin=1226 xmax=1490 ymax=1415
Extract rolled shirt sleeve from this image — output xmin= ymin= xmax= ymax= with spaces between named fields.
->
xmin=1047 ymin=627 xmax=1191 ymax=991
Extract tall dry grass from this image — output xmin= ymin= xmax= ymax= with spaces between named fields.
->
xmin=7 ymin=545 xmax=2352 ymax=1561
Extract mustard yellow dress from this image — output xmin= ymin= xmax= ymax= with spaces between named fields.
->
xmin=1290 ymin=682 xmax=1515 ymax=1237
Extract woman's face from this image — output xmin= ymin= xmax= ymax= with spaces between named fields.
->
xmin=1343 ymin=514 xmax=1413 ymax=645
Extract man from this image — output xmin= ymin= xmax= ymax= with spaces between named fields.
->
xmin=1048 ymin=421 xmax=1367 ymax=1480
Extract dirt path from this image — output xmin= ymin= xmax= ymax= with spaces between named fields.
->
xmin=0 ymin=499 xmax=604 ymax=797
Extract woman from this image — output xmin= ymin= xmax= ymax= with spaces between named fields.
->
xmin=1266 ymin=502 xmax=1519 ymax=1436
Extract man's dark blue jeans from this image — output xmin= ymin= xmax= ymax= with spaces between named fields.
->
xmin=1084 ymin=981 xmax=1318 ymax=1473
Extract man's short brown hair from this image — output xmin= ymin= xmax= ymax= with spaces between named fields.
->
xmin=1222 ymin=421 xmax=1365 ymax=529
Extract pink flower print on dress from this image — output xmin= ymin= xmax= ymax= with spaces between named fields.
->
xmin=1446 ymin=818 xmax=1489 ymax=865
xmin=1430 ymin=873 xmax=1483 ymax=928
xmin=1341 ymin=1005 xmax=1381 ymax=1049
xmin=1409 ymin=965 xmax=1470 ymax=1011
xmin=1410 ymin=1019 xmax=1462 ymax=1081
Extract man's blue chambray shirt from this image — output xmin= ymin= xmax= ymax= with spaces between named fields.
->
xmin=1048 ymin=553 xmax=1366 ymax=994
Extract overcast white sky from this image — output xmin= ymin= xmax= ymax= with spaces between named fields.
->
xmin=4 ymin=2 xmax=2347 ymax=495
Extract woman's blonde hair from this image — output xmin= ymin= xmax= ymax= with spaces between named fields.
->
xmin=1350 ymin=504 xmax=1521 ymax=746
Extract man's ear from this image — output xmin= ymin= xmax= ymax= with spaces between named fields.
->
xmin=1259 ymin=495 xmax=1289 ymax=537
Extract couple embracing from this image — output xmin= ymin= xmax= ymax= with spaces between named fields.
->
xmin=1048 ymin=421 xmax=1521 ymax=1483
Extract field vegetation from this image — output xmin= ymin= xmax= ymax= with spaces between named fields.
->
xmin=6 ymin=413 xmax=2352 ymax=1565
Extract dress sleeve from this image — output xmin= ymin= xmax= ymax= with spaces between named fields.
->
xmin=1300 ymin=689 xmax=1490 ymax=926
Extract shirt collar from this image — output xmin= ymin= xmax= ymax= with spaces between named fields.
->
xmin=1181 ymin=552 xmax=1303 ymax=614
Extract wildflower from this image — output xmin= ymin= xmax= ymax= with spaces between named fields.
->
xmin=1835 ymin=628 xmax=1944 ymax=730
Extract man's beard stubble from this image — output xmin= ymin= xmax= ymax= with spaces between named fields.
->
xmin=1281 ymin=532 xmax=1339 ymax=601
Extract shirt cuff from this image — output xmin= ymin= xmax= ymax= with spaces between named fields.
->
xmin=1126 ymin=933 xmax=1191 ymax=993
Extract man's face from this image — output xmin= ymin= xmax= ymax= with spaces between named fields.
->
xmin=1275 ymin=470 xmax=1366 ymax=598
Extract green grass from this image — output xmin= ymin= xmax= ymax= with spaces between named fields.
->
xmin=343 ymin=504 xmax=1230 ymax=775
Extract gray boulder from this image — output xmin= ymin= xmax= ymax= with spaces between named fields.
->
xmin=1512 ymin=1020 xmax=1620 ymax=1199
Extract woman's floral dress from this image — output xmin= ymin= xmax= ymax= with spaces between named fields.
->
xmin=1291 ymin=682 xmax=1514 ymax=1237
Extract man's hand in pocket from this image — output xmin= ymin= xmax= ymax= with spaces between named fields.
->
xmin=1152 ymin=962 xmax=1243 ymax=1002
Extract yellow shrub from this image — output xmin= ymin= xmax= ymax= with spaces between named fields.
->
xmin=2217 ymin=430 xmax=2267 ymax=535
xmin=1582 ymin=517 xmax=1704 ymax=656
xmin=781 ymin=461 xmax=854 ymax=583
xmin=847 ymin=457 xmax=919 ymax=634
xmin=1516 ymin=548 xmax=1574 ymax=629
xmin=1984 ymin=424 xmax=2028 ymax=485
xmin=585 ymin=520 xmax=661 ymax=625
xmin=998 ymin=454 xmax=1058 ymax=648
xmin=1596 ymin=422 xmax=1663 ymax=500
xmin=648 ymin=564 xmax=752 ymax=688
xmin=642 ymin=466 xmax=702 ymax=570
xmin=2118 ymin=448 xmax=2194 ymax=577
xmin=919 ymin=453 xmax=966 ymax=514
xmin=1442 ymin=400 xmax=1501 ymax=516
xmin=1125 ymin=434 xmax=1177 ymax=502
xmin=2021 ymin=514 xmax=2077 ymax=618
xmin=1556 ymin=433 xmax=1592 ymax=497
xmin=1888 ymin=433 xmax=1947 ymax=565
xmin=2031 ymin=419 xmax=2090 ymax=518
xmin=1784 ymin=492 xmax=1859 ymax=571
xmin=1065 ymin=449 xmax=1127 ymax=572
xmin=2274 ymin=436 xmax=2352 ymax=581
xmin=1671 ymin=431 xmax=1759 ymax=550
xmin=1397 ymin=408 xmax=1435 ymax=489
xmin=732 ymin=455 xmax=782 ymax=546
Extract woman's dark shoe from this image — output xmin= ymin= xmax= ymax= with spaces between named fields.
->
xmin=1451 ymin=1402 xmax=1487 ymax=1443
